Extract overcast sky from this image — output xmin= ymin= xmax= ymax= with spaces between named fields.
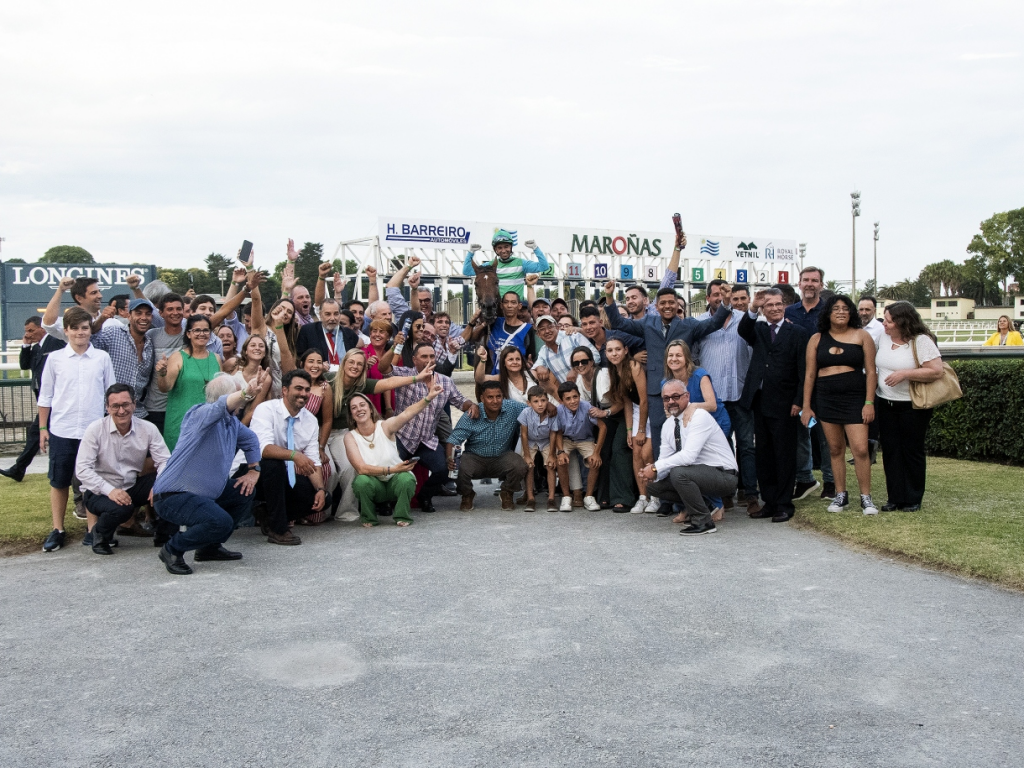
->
xmin=1 ymin=0 xmax=1021 ymax=286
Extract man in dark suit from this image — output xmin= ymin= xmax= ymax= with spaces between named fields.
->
xmin=737 ymin=288 xmax=809 ymax=522
xmin=295 ymin=298 xmax=359 ymax=370
xmin=1 ymin=317 xmax=67 ymax=482
xmin=603 ymin=280 xmax=731 ymax=461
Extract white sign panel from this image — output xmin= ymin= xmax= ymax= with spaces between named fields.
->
xmin=378 ymin=217 xmax=799 ymax=263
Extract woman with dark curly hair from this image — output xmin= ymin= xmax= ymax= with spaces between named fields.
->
xmin=801 ymin=295 xmax=878 ymax=515
xmin=873 ymin=301 xmax=945 ymax=512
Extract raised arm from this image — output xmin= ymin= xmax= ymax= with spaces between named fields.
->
xmin=365 ymin=265 xmax=380 ymax=305
xmin=314 ymin=262 xmax=331 ymax=308
xmin=520 ymin=241 xmax=549 ymax=273
xmin=387 ymin=256 xmax=420 ymax=290
xmin=602 ymin=281 xmax=646 ymax=335
xmin=474 ymin=346 xmax=498 ymax=384
xmin=41 ymin=277 xmax=75 ymax=333
xmin=369 ymin=364 xmax=436 ymax=394
xmin=249 ymin=276 xmax=266 ymax=338
xmin=660 ymin=232 xmax=686 ymax=289
xmin=382 ymin=376 xmax=444 ymax=438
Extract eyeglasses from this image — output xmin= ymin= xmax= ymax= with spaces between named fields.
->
xmin=108 ymin=403 xmax=134 ymax=411
xmin=661 ymin=393 xmax=684 ymax=401
xmin=190 ymin=329 xmax=211 ymax=335
xmin=572 ymin=359 xmax=591 ymax=367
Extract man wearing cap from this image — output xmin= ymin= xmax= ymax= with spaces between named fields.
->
xmin=463 ymin=231 xmax=549 ymax=302
xmin=533 ymin=314 xmax=599 ymax=385
xmin=90 ymin=298 xmax=157 ymax=416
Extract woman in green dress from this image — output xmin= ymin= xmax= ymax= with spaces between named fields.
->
xmin=156 ymin=314 xmax=222 ymax=451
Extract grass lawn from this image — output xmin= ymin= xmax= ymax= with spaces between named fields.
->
xmin=0 ymin=475 xmax=86 ymax=555
xmin=792 ymin=455 xmax=1024 ymax=590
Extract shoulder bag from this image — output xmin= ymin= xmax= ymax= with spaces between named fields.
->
xmin=909 ymin=336 xmax=962 ymax=409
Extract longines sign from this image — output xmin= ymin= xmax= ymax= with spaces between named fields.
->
xmin=1 ymin=262 xmax=157 ymax=340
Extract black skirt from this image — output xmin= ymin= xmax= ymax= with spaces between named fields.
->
xmin=813 ymin=371 xmax=867 ymax=425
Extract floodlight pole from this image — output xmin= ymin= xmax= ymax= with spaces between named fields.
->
xmin=873 ymin=221 xmax=880 ymax=291
xmin=851 ymin=191 xmax=861 ymax=295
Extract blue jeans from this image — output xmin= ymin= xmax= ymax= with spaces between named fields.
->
xmin=796 ymin=421 xmax=834 ymax=485
xmin=154 ymin=480 xmax=254 ymax=556
xmin=725 ymin=401 xmax=758 ymax=495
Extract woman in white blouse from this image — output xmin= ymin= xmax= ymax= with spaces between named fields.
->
xmin=874 ymin=302 xmax=945 ymax=512
xmin=344 ymin=377 xmax=444 ymax=527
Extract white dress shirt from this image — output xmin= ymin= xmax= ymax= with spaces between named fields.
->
xmin=43 ymin=311 xmax=121 ymax=342
xmin=654 ymin=409 xmax=737 ymax=480
xmin=863 ymin=318 xmax=884 ymax=348
xmin=76 ymin=416 xmax=170 ymax=496
xmin=37 ymin=345 xmax=116 ymax=439
xmin=249 ymin=399 xmax=321 ymax=465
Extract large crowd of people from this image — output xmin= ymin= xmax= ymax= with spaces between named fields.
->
xmin=0 ymin=232 xmax=948 ymax=574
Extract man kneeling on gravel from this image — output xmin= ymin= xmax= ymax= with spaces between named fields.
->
xmin=638 ymin=379 xmax=738 ymax=536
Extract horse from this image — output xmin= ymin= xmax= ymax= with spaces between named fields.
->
xmin=470 ymin=258 xmax=500 ymax=325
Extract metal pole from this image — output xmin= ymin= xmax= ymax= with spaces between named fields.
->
xmin=850 ymin=191 xmax=861 ymax=296
xmin=873 ymin=222 xmax=880 ymax=291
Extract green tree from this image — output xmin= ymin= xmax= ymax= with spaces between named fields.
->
xmin=4 ymin=257 xmax=26 ymax=264
xmin=294 ymin=242 xmax=324 ymax=294
xmin=967 ymin=208 xmax=1024 ymax=301
xmin=39 ymin=245 xmax=94 ymax=264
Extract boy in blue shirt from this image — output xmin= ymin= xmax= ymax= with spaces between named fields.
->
xmin=554 ymin=381 xmax=608 ymax=512
xmin=518 ymin=386 xmax=561 ymax=512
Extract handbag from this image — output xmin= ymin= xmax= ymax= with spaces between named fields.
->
xmin=909 ymin=336 xmax=962 ymax=409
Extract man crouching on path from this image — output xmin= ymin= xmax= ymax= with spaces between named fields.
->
xmin=151 ymin=369 xmax=267 ymax=575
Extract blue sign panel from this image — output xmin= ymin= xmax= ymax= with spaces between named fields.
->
xmin=619 ymin=264 xmax=634 ymax=280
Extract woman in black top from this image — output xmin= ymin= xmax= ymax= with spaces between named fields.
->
xmin=801 ymin=295 xmax=879 ymax=514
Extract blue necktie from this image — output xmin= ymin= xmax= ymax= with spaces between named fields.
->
xmin=286 ymin=416 xmax=296 ymax=487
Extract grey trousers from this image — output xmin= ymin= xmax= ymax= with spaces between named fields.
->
xmin=647 ymin=464 xmax=739 ymax=528
xmin=456 ymin=450 xmax=528 ymax=496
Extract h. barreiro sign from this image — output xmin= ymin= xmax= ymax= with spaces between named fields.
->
xmin=378 ymin=217 xmax=798 ymax=263
xmin=1 ymin=262 xmax=156 ymax=341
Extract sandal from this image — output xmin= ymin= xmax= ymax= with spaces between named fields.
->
xmin=396 ymin=520 xmax=412 ymax=527
xmin=612 ymin=504 xmax=629 ymax=513
xmin=361 ymin=522 xmax=375 ymax=528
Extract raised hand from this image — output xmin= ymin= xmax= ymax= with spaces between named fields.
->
xmin=469 ymin=244 xmax=482 ymax=253
xmin=408 ymin=255 xmax=421 ymax=269
xmin=408 ymin=271 xmax=421 ymax=290
xmin=604 ymin=280 xmax=615 ymax=296
xmin=155 ymin=354 xmax=169 ymax=376
xmin=281 ymin=262 xmax=297 ymax=294
xmin=59 ymin=276 xmax=76 ymax=292
xmin=447 ymin=337 xmax=462 ymax=354
xmin=318 ymin=262 xmax=332 ymax=280
xmin=246 ymin=270 xmax=265 ymax=291
xmin=126 ymin=274 xmax=142 ymax=290
xmin=237 ymin=246 xmax=255 ymax=269
xmin=393 ymin=332 xmax=406 ymax=348
xmin=525 ymin=273 xmax=539 ymax=287
xmin=100 ymin=306 xmax=117 ymax=321
xmin=524 ymin=239 xmax=537 ymax=250
xmin=333 ymin=273 xmax=346 ymax=297
xmin=246 ymin=367 xmax=267 ymax=396
xmin=365 ymin=265 xmax=378 ymax=281
xmin=751 ymin=290 xmax=768 ymax=311
xmin=428 ymin=377 xmax=444 ymax=401
xmin=232 ymin=267 xmax=248 ymax=283
xmin=476 ymin=345 xmax=487 ymax=360
xmin=415 ymin=363 xmax=436 ymax=381
xmin=286 ymin=238 xmax=300 ymax=262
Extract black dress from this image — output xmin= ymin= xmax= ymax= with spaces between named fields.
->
xmin=813 ymin=331 xmax=867 ymax=424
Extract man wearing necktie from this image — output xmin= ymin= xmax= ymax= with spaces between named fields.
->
xmin=639 ymin=380 xmax=738 ymax=536
xmin=737 ymin=288 xmax=809 ymax=523
xmin=296 ymin=298 xmax=359 ymax=373
xmin=249 ymin=369 xmax=330 ymax=545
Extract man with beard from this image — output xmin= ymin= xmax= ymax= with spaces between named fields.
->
xmin=90 ymin=299 xmax=157 ymax=416
xmin=250 ymin=369 xmax=329 ymax=546
xmin=143 ymin=293 xmax=186 ymax=434
xmin=578 ymin=306 xmax=643 ymax=366
xmin=296 ymin=298 xmax=360 ymax=372
xmin=41 ymin=276 xmax=123 ymax=340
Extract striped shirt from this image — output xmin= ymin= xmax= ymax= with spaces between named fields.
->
xmin=389 ymin=366 xmax=467 ymax=452
xmin=462 ymin=248 xmax=550 ymax=301
xmin=692 ymin=308 xmax=750 ymax=402
xmin=91 ymin=324 xmax=155 ymax=416
xmin=534 ymin=331 xmax=599 ymax=383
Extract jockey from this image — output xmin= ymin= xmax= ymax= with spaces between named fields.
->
xmin=462 ymin=229 xmax=549 ymax=302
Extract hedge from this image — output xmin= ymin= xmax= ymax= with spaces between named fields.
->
xmin=925 ymin=358 xmax=1024 ymax=463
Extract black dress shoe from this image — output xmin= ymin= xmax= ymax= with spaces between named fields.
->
xmin=419 ymin=497 xmax=435 ymax=513
xmin=194 ymin=544 xmax=243 ymax=561
xmin=749 ymin=508 xmax=776 ymax=519
xmin=0 ymin=466 xmax=25 ymax=482
xmin=771 ymin=512 xmax=793 ymax=523
xmin=880 ymin=502 xmax=900 ymax=512
xmin=158 ymin=545 xmax=193 ymax=575
xmin=901 ymin=504 xmax=921 ymax=512
xmin=92 ymin=540 xmax=114 ymax=555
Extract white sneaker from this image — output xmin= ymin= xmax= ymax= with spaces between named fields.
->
xmin=583 ymin=496 xmax=601 ymax=511
xmin=645 ymin=496 xmax=661 ymax=513
xmin=559 ymin=496 xmax=573 ymax=512
xmin=630 ymin=496 xmax=647 ymax=514
xmin=337 ymin=510 xmax=360 ymax=522
xmin=826 ymin=492 xmax=849 ymax=513
xmin=861 ymin=495 xmax=879 ymax=516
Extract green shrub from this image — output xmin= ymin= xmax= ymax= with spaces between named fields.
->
xmin=926 ymin=359 xmax=1024 ymax=463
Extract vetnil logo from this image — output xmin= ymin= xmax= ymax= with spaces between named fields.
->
xmin=570 ymin=233 xmax=663 ymax=257
xmin=735 ymin=242 xmax=758 ymax=259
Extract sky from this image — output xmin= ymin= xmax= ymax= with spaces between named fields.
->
xmin=1 ymin=0 xmax=1022 ymax=287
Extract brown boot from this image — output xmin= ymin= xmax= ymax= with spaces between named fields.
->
xmin=267 ymin=530 xmax=302 ymax=546
xmin=747 ymin=497 xmax=763 ymax=517
xmin=460 ymin=492 xmax=476 ymax=511
xmin=500 ymin=490 xmax=515 ymax=510
xmin=572 ymin=490 xmax=584 ymax=508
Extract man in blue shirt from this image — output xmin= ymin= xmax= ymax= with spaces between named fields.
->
xmin=447 ymin=382 xmax=528 ymax=512
xmin=784 ymin=266 xmax=834 ymax=500
xmin=151 ymin=370 xmax=266 ymax=575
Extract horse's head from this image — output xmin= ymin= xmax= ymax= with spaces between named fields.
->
xmin=471 ymin=259 xmax=500 ymax=324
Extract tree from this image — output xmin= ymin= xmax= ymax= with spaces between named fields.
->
xmin=294 ymin=242 xmax=325 ymax=294
xmin=4 ymin=257 xmax=25 ymax=264
xmin=39 ymin=245 xmax=94 ymax=264
xmin=967 ymin=208 xmax=1024 ymax=301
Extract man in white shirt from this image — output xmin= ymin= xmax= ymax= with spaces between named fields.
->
xmin=638 ymin=380 xmax=738 ymax=536
xmin=40 ymin=276 xmax=122 ymax=340
xmin=37 ymin=307 xmax=116 ymax=553
xmin=76 ymin=383 xmax=170 ymax=555
xmin=858 ymin=295 xmax=885 ymax=348
xmin=249 ymin=369 xmax=329 ymax=545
